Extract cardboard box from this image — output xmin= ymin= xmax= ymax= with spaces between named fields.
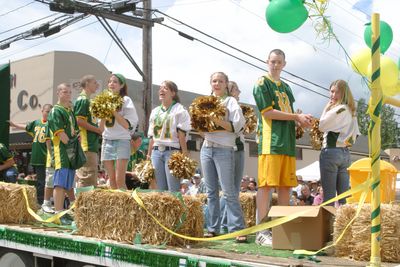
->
xmin=268 ymin=206 xmax=336 ymax=250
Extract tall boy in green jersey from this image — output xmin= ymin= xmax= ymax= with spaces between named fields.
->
xmin=48 ymin=83 xmax=79 ymax=214
xmin=8 ymin=104 xmax=53 ymax=204
xmin=74 ymin=75 xmax=102 ymax=188
xmin=252 ymin=49 xmax=312 ymax=246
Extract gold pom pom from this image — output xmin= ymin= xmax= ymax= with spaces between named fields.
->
xmin=295 ymin=109 xmax=304 ymax=139
xmin=189 ymin=96 xmax=225 ymax=132
xmin=310 ymin=118 xmax=324 ymax=150
xmin=240 ymin=105 xmax=257 ymax=134
xmin=168 ymin=152 xmax=198 ymax=179
xmin=134 ymin=160 xmax=155 ymax=183
xmin=90 ymin=89 xmax=124 ymax=119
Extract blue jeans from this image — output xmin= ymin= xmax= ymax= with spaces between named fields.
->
xmin=220 ymin=149 xmax=244 ymax=231
xmin=151 ymin=149 xmax=180 ymax=192
xmin=201 ymin=146 xmax=245 ymax=233
xmin=319 ymin=147 xmax=350 ymax=205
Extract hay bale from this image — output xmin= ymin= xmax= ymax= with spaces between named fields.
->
xmin=0 ymin=183 xmax=38 ymax=223
xmin=334 ymin=203 xmax=400 ymax=262
xmin=74 ymin=190 xmax=203 ymax=246
xmin=239 ymin=192 xmax=256 ymax=227
xmin=334 ymin=204 xmax=356 ymax=257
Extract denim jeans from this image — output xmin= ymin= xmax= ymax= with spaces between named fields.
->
xmin=151 ymin=149 xmax=180 ymax=192
xmin=319 ymin=147 xmax=350 ymax=205
xmin=201 ymin=146 xmax=245 ymax=233
xmin=220 ymin=149 xmax=244 ymax=231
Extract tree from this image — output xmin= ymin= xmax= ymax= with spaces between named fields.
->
xmin=356 ymin=98 xmax=400 ymax=149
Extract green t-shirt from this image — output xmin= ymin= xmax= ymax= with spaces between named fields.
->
xmin=0 ymin=143 xmax=13 ymax=165
xmin=74 ymin=92 xmax=99 ymax=153
xmin=25 ymin=119 xmax=48 ymax=166
xmin=127 ymin=149 xmax=145 ymax=172
xmin=253 ymin=75 xmax=296 ymax=156
xmin=48 ymin=104 xmax=79 ymax=170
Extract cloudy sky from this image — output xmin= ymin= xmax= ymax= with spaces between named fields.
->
xmin=1 ymin=0 xmax=399 ymax=118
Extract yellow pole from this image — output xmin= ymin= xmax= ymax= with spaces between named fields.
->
xmin=368 ymin=13 xmax=382 ymax=267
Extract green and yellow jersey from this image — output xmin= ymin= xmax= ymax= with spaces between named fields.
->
xmin=74 ymin=91 xmax=99 ymax=153
xmin=48 ymin=104 xmax=79 ymax=169
xmin=25 ymin=119 xmax=49 ymax=166
xmin=253 ymin=75 xmax=296 ymax=156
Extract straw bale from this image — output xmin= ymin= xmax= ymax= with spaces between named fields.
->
xmin=239 ymin=192 xmax=256 ymax=227
xmin=334 ymin=203 xmax=400 ymax=262
xmin=0 ymin=183 xmax=38 ymax=223
xmin=334 ymin=204 xmax=357 ymax=257
xmin=75 ymin=190 xmax=203 ymax=246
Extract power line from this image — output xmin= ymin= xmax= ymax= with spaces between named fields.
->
xmin=0 ymin=1 xmax=35 ymax=17
xmin=0 ymin=14 xmax=58 ymax=36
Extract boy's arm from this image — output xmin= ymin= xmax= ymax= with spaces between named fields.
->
xmin=263 ymin=109 xmax=313 ymax=127
xmin=76 ymin=117 xmax=103 ymax=135
xmin=0 ymin=158 xmax=15 ymax=171
xmin=8 ymin=120 xmax=27 ymax=131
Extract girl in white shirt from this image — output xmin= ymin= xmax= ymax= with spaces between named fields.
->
xmin=319 ymin=79 xmax=359 ymax=205
xmin=147 ymin=80 xmax=191 ymax=192
xmin=201 ymin=72 xmax=247 ymax=243
xmin=100 ymin=74 xmax=139 ymax=189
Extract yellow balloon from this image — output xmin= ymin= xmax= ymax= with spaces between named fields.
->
xmin=350 ymin=48 xmax=371 ymax=76
xmin=367 ymin=56 xmax=399 ymax=88
xmin=383 ymin=82 xmax=400 ymax=97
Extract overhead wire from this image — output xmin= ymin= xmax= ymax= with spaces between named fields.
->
xmin=0 ymin=1 xmax=35 ymax=17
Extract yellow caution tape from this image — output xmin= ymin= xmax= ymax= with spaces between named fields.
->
xmin=22 ymin=187 xmax=74 ymax=224
xmin=294 ymin=177 xmax=371 ymax=255
xmin=132 ymin=180 xmax=369 ymax=241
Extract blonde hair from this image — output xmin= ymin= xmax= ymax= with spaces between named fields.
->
xmin=329 ymin=80 xmax=356 ymax=116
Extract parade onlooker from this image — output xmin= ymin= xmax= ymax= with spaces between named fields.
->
xmin=0 ymin=143 xmax=18 ymax=183
xmin=180 ymin=179 xmax=190 ymax=195
xmin=313 ymin=186 xmax=324 ymax=206
xmin=248 ymin=181 xmax=257 ymax=193
xmin=299 ymin=184 xmax=314 ymax=205
xmin=201 ymin=72 xmax=246 ymax=243
xmin=47 ymin=83 xmax=79 ymax=216
xmin=188 ymin=173 xmax=206 ymax=195
xmin=147 ymin=80 xmax=191 ymax=192
xmin=100 ymin=74 xmax=138 ymax=189
xmin=74 ymin=75 xmax=102 ymax=188
xmin=8 ymin=104 xmax=53 ymax=204
xmin=253 ymin=49 xmax=312 ymax=246
xmin=319 ymin=79 xmax=359 ymax=206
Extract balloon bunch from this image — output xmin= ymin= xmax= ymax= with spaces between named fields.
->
xmin=133 ymin=160 xmax=155 ymax=184
xmin=189 ymin=96 xmax=226 ymax=132
xmin=265 ymin=0 xmax=329 ymax=34
xmin=167 ymin=151 xmax=198 ymax=180
xmin=90 ymin=90 xmax=124 ymax=119
xmin=351 ymin=21 xmax=400 ymax=96
xmin=240 ymin=104 xmax=257 ymax=135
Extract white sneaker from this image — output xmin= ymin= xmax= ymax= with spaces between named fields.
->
xmin=41 ymin=204 xmax=55 ymax=214
xmin=255 ymin=230 xmax=272 ymax=246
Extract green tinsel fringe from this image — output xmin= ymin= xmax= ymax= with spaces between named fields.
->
xmin=0 ymin=227 xmax=250 ymax=267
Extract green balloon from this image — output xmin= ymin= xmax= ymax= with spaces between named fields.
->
xmin=266 ymin=0 xmax=308 ymax=33
xmin=364 ymin=21 xmax=393 ymax=54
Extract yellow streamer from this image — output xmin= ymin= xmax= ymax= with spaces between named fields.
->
xmin=22 ymin=187 xmax=74 ymax=224
xmin=132 ymin=180 xmax=369 ymax=242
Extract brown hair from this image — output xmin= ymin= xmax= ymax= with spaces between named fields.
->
xmin=269 ymin=49 xmax=286 ymax=60
xmin=111 ymin=74 xmax=128 ymax=97
xmin=329 ymin=79 xmax=356 ymax=116
xmin=209 ymin=72 xmax=229 ymax=95
xmin=80 ymin=75 xmax=96 ymax=89
xmin=162 ymin=80 xmax=180 ymax=103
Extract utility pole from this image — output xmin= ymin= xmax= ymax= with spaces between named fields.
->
xmin=142 ymin=0 xmax=152 ymax=135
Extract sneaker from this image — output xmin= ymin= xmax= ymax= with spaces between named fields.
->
xmin=255 ymin=230 xmax=272 ymax=246
xmin=41 ymin=204 xmax=55 ymax=214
